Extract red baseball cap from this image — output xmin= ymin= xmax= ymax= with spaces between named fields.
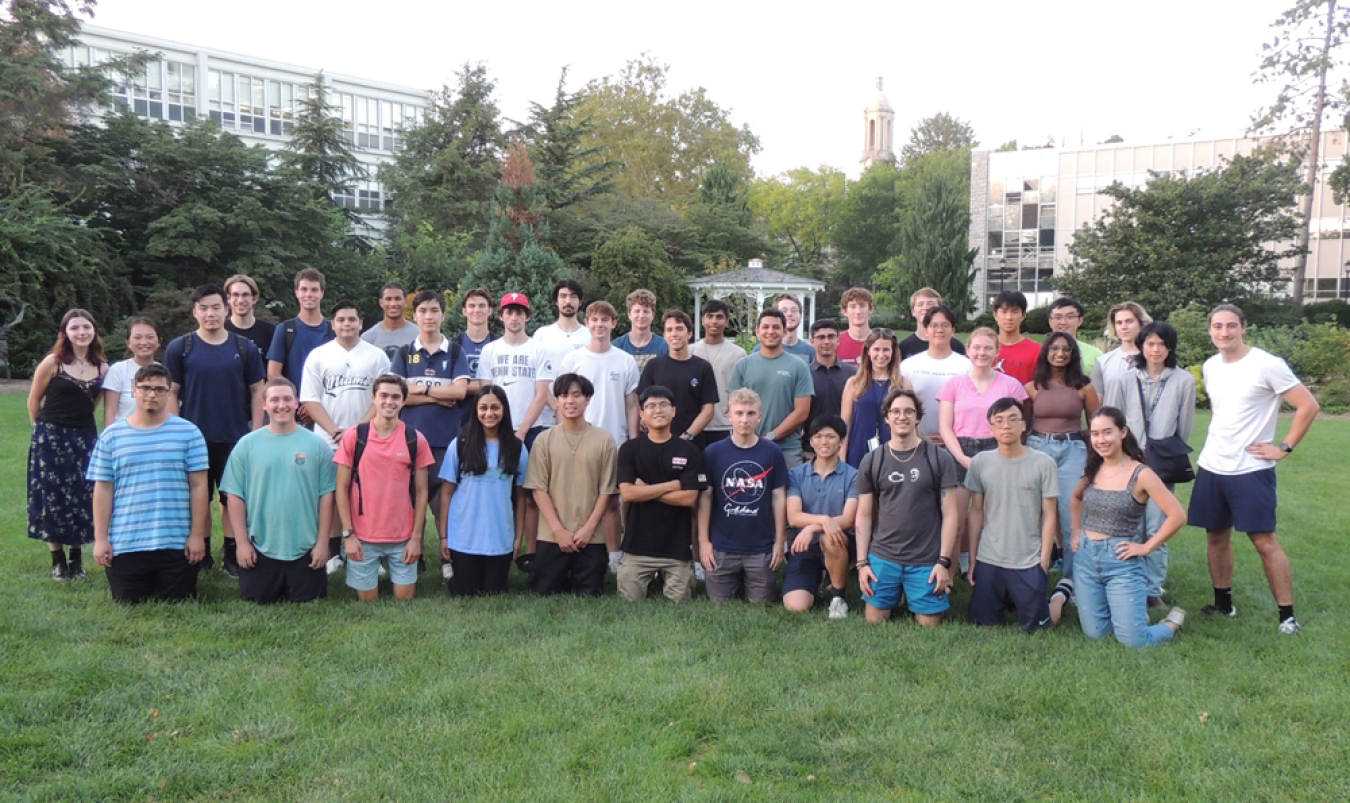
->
xmin=500 ymin=292 xmax=530 ymax=311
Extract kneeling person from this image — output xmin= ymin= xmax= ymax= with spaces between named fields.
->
xmin=334 ymin=375 xmax=434 ymax=601
xmin=222 ymin=378 xmax=337 ymax=604
xmin=783 ymin=415 xmax=859 ymax=617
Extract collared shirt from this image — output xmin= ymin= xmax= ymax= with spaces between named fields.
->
xmin=787 ymin=458 xmax=858 ymax=519
xmin=803 ymin=358 xmax=857 ymax=452
xmin=388 ymin=335 xmax=471 ymax=447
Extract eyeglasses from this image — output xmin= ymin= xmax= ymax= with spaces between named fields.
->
xmin=990 ymin=416 xmax=1024 ymax=428
xmin=927 ymin=322 xmax=954 ymax=331
xmin=135 ymin=385 xmax=170 ymax=396
xmin=887 ymin=408 xmax=918 ymax=418
xmin=870 ymin=328 xmax=894 ymax=338
xmin=642 ymin=401 xmax=672 ymax=411
xmin=1048 ymin=314 xmax=1080 ymax=323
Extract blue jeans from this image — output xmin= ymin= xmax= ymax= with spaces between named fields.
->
xmin=1073 ymin=537 xmax=1175 ymax=648
xmin=1139 ymin=486 xmax=1171 ymax=598
xmin=1027 ymin=434 xmax=1087 ymax=579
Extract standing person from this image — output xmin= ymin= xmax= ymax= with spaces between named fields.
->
xmin=1089 ymin=301 xmax=1151 ymax=396
xmin=638 ymin=309 xmax=718 ymax=444
xmin=440 ymin=385 xmax=529 ymax=596
xmin=840 ymin=328 xmax=908 ymax=467
xmin=1024 ymin=332 xmax=1099 ymax=581
xmin=727 ymin=309 xmax=814 ymax=467
xmin=1103 ymin=321 xmax=1195 ymax=609
xmin=855 ymin=389 xmax=961 ymax=626
xmin=938 ymin=327 xmax=1029 ymax=574
xmin=689 ymin=298 xmax=747 ymax=446
xmin=103 ymin=317 xmax=163 ymax=428
xmin=165 ymin=285 xmax=266 ymax=575
xmin=1188 ymin=305 xmax=1319 ymax=634
xmin=334 ymin=374 xmax=434 ymax=602
xmin=266 ymin=268 xmax=334 ymax=425
xmin=783 ymin=415 xmax=858 ymax=618
xmin=532 ymin=278 xmax=590 ymax=353
xmin=751 ymin=294 xmax=816 ymax=363
xmin=990 ymin=290 xmax=1040 ymax=386
xmin=1047 ymin=296 xmax=1102 ymax=374
xmin=837 ymin=287 xmax=875 ymax=367
xmin=360 ymin=281 xmax=418 ymax=361
xmin=475 ymin=293 xmax=552 ymax=447
xmin=803 ymin=318 xmax=857 ymax=457
xmin=616 ymin=385 xmax=708 ymax=603
xmin=1069 ymin=407 xmax=1188 ymax=647
xmin=223 ymin=274 xmax=276 ymax=355
xmin=27 ymin=309 xmax=108 ymax=581
xmin=899 ymin=288 xmax=967 ymax=360
xmin=965 ymin=398 xmax=1062 ymax=632
xmin=698 ymin=388 xmax=789 ymax=604
xmin=901 ymin=306 xmax=972 ymax=441
xmin=88 ymin=363 xmax=209 ymax=603
xmin=452 ymin=287 xmax=498 ymax=383
xmin=222 ymin=378 xmax=336 ymax=604
xmin=613 ymin=289 xmax=669 ymax=371
xmin=523 ymin=374 xmax=619 ymax=597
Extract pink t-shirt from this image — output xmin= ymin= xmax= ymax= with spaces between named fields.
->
xmin=334 ymin=422 xmax=436 ymax=542
xmin=995 ymin=337 xmax=1041 ymax=386
xmin=937 ymin=373 xmax=1030 ymax=438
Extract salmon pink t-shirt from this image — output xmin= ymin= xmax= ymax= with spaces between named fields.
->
xmin=937 ymin=373 xmax=1030 ymax=439
xmin=334 ymin=422 xmax=436 ymax=542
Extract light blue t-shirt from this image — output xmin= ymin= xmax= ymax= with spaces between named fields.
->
xmin=86 ymin=417 xmax=209 ymax=554
xmin=220 ymin=426 xmax=336 ymax=560
xmin=440 ymin=439 xmax=529 ymax=556
xmin=613 ymin=333 xmax=669 ymax=371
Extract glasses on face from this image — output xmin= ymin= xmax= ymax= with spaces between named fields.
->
xmin=927 ymin=322 xmax=953 ymax=332
xmin=1047 ymin=345 xmax=1074 ymax=354
xmin=887 ymin=407 xmax=918 ymax=418
xmin=136 ymin=385 xmax=170 ymax=396
xmin=642 ymin=401 xmax=672 ymax=412
xmin=991 ymin=416 xmax=1024 ymax=429
xmin=1048 ymin=314 xmax=1080 ymax=323
xmin=870 ymin=328 xmax=894 ymax=338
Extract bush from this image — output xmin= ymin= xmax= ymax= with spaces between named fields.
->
xmin=1316 ymin=374 xmax=1350 ymax=409
xmin=1167 ymin=307 xmax=1214 ymax=370
xmin=1024 ymin=306 xmax=1052 ymax=335
xmin=1292 ymin=322 xmax=1350 ymax=385
xmin=1188 ymin=365 xmax=1209 ymax=409
xmin=1302 ymin=299 xmax=1350 ymax=328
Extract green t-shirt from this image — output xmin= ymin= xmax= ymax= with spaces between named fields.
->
xmin=220 ymin=426 xmax=337 ymax=560
xmin=1078 ymin=340 xmax=1104 ymax=375
xmin=727 ymin=351 xmax=814 ymax=451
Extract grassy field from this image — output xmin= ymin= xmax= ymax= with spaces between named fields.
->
xmin=2 ymin=394 xmax=1348 ymax=801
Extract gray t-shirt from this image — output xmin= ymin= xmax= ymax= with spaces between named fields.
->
xmin=727 ymin=351 xmax=814 ymax=452
xmin=857 ymin=441 xmax=958 ymax=565
xmin=964 ymin=448 xmax=1059 ymax=570
xmin=361 ymin=321 xmax=419 ymax=362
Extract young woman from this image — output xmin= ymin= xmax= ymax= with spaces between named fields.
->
xmin=1066 ymin=407 xmax=1186 ymax=648
xmin=440 ymin=385 xmax=529 ymax=596
xmin=102 ymin=317 xmax=164 ymax=427
xmin=27 ymin=309 xmax=109 ymax=580
xmin=840 ymin=328 xmax=908 ymax=467
xmin=1024 ymin=332 xmax=1099 ymax=582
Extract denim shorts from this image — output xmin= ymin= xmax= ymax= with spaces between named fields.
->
xmin=863 ymin=554 xmax=950 ymax=615
xmin=346 ymin=539 xmax=418 ymax=591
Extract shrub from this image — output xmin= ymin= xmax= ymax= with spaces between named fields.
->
xmin=1316 ymin=374 xmax=1350 ymax=409
xmin=1168 ymin=307 xmax=1214 ymax=370
xmin=1292 ymin=322 xmax=1350 ymax=385
xmin=1302 ymin=299 xmax=1350 ymax=328
xmin=1188 ymin=365 xmax=1209 ymax=409
xmin=1024 ymin=306 xmax=1051 ymax=334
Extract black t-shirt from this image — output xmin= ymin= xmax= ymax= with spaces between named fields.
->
xmin=637 ymin=354 xmax=719 ymax=439
xmin=805 ymin=359 xmax=856 ymax=450
xmin=899 ymin=334 xmax=967 ymax=361
xmin=225 ymin=318 xmax=278 ymax=356
xmin=617 ymin=435 xmax=708 ymax=560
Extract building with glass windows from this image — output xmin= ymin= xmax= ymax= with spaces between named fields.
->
xmin=968 ymin=131 xmax=1350 ymax=311
xmin=64 ymin=25 xmax=430 ymax=242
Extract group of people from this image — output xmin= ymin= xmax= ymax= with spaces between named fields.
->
xmin=27 ymin=272 xmax=1320 ymax=644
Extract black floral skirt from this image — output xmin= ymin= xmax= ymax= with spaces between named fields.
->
xmin=27 ymin=421 xmax=97 ymax=546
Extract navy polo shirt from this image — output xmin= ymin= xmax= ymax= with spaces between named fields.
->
xmin=389 ymin=336 xmax=472 ymax=448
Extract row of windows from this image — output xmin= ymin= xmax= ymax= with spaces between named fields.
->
xmin=985 ymin=257 xmax=1055 ymax=296
xmin=333 ymin=182 xmax=387 ymax=213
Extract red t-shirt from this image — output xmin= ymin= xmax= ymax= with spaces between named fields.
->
xmin=334 ymin=422 xmax=436 ymax=542
xmin=838 ymin=331 xmax=867 ymax=367
xmin=995 ymin=337 xmax=1041 ymax=386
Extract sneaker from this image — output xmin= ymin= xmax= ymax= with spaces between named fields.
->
xmin=1051 ymin=578 xmax=1075 ymax=604
xmin=828 ymin=597 xmax=848 ymax=620
xmin=1201 ymin=604 xmax=1238 ymax=618
xmin=50 ymin=564 xmax=70 ymax=582
xmin=1163 ymin=607 xmax=1186 ymax=629
xmin=222 ymin=558 xmax=240 ymax=579
xmin=325 ymin=554 xmax=345 ymax=576
xmin=1278 ymin=616 xmax=1302 ymax=635
xmin=69 ymin=563 xmax=87 ymax=580
xmin=441 ymin=563 xmax=454 ymax=581
xmin=693 ymin=563 xmax=706 ymax=583
xmin=196 ymin=553 xmax=215 ymax=573
xmin=1147 ymin=595 xmax=1168 ymax=612
xmin=378 ymin=563 xmax=388 ymax=578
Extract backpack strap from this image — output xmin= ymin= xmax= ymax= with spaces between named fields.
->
xmin=403 ymin=423 xmax=419 ymax=504
xmin=283 ymin=319 xmax=297 ymax=357
xmin=352 ymin=422 xmax=371 ymax=516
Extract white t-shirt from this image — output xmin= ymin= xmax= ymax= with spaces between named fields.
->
xmin=901 ymin=350 xmax=973 ymax=437
xmin=1198 ymin=347 xmax=1301 ymax=475
xmin=102 ymin=358 xmax=142 ymax=423
xmin=476 ymin=337 xmax=549 ymax=430
xmin=689 ymin=339 xmax=747 ymax=432
xmin=1090 ymin=348 xmax=1136 ymax=397
xmin=299 ymin=339 xmax=391 ymax=448
xmin=559 ymin=346 xmax=640 ymax=444
xmin=532 ymin=322 xmax=590 ymax=428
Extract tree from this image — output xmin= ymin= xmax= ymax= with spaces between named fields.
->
xmin=1055 ymin=152 xmax=1305 ymax=320
xmin=1101 ymin=134 xmax=1125 ymax=144
xmin=1250 ymin=0 xmax=1350 ymax=303
xmin=995 ymin=140 xmax=1019 ymax=152
xmin=586 ymin=226 xmax=690 ymax=328
xmin=748 ymin=166 xmax=846 ymax=272
xmin=277 ymin=72 xmax=366 ymax=226
xmin=901 ymin=112 xmax=978 ymax=163
xmin=832 ymin=161 xmax=903 ymax=288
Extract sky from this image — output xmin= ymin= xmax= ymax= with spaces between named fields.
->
xmin=87 ymin=0 xmax=1297 ymax=179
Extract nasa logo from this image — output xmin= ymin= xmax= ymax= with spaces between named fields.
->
xmin=720 ymin=460 xmax=772 ymax=507
xmin=690 ymin=378 xmax=699 ymax=387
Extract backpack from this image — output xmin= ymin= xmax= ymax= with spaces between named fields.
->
xmin=282 ymin=318 xmax=336 ymax=362
xmin=867 ymin=439 xmax=944 ymax=516
xmin=350 ymin=421 xmax=421 ymax=515
xmin=181 ymin=332 xmax=253 ymax=410
xmin=395 ymin=339 xmax=462 ymax=377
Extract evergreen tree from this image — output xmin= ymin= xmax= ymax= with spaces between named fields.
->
xmin=278 ymin=72 xmax=366 ymax=226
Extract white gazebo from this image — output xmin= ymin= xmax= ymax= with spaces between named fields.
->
xmin=687 ymin=260 xmax=827 ymax=340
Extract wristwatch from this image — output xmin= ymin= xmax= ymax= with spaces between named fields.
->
xmin=1279 ymin=441 xmax=1294 ymax=454
xmin=341 ymin=529 xmax=356 ymax=539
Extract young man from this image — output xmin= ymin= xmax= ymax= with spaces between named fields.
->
xmin=899 ymin=288 xmax=967 ymax=360
xmin=990 ymin=290 xmax=1040 ymax=386
xmin=965 ymin=397 xmax=1061 ymax=632
xmin=751 ymin=294 xmax=816 ymax=364
xmin=699 ymin=388 xmax=789 ymax=603
xmin=728 ymin=308 xmax=814 ymax=467
xmin=804 ymin=318 xmax=856 ymax=456
xmin=900 ymin=305 xmax=972 ymax=440
xmin=532 ymin=278 xmax=591 ymax=353
xmin=613 ymin=289 xmax=669 ymax=370
xmin=523 ymin=373 xmax=619 ymax=597
xmin=165 ymin=283 xmax=266 ymax=575
xmin=223 ymin=274 xmax=276 ymax=355
xmin=616 ymin=385 xmax=708 ymax=603
xmin=452 ymin=287 xmax=498 ymax=381
xmin=783 ymin=415 xmax=858 ymax=618
xmin=361 ymin=281 xmax=418 ymax=361
xmin=689 ymin=298 xmax=747 ymax=445
xmin=475 ymin=293 xmax=552 ymax=446
xmin=837 ymin=287 xmax=875 ymax=367
xmin=267 ymin=268 xmax=334 ymax=427
xmin=855 ymin=389 xmax=961 ymax=626
xmin=221 ymin=378 xmax=337 ymax=604
xmin=1189 ymin=305 xmax=1320 ymax=634
xmin=88 ymin=363 xmax=209 ymax=603
xmin=638 ymin=309 xmax=718 ymax=445
xmin=334 ymin=374 xmax=435 ymax=602
xmin=1090 ymin=301 xmax=1151 ymax=396
xmin=1047 ymin=296 xmax=1102 ymax=374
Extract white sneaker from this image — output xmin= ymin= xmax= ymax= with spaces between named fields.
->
xmin=377 ymin=563 xmax=388 ymax=578
xmin=958 ymin=552 xmax=971 ymax=575
xmin=828 ymin=597 xmax=848 ymax=620
xmin=1163 ymin=607 xmax=1186 ymax=629
xmin=442 ymin=563 xmax=454 ymax=581
xmin=694 ymin=563 xmax=706 ymax=583
xmin=1278 ymin=616 xmax=1302 ymax=635
xmin=325 ymin=555 xmax=345 ymax=576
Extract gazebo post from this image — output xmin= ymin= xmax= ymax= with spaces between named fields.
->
xmin=693 ymin=292 xmax=702 ymax=340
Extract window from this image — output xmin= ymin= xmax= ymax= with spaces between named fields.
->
xmin=109 ymin=58 xmax=195 ymax=122
xmin=166 ymin=62 xmax=196 ymax=122
xmin=208 ymin=69 xmax=236 ymax=128
xmin=334 ymin=180 xmax=386 ymax=213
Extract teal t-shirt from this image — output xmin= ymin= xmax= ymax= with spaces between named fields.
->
xmin=220 ymin=426 xmax=337 ymax=560
xmin=727 ymin=351 xmax=815 ymax=451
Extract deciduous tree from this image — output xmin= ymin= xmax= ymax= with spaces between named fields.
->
xmin=901 ymin=112 xmax=978 ymax=164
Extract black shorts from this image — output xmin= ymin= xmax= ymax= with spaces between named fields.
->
xmin=528 ymin=541 xmax=607 ymax=597
xmin=206 ymin=442 xmax=236 ymax=505
xmin=969 ymin=561 xmax=1052 ymax=632
xmin=238 ymin=549 xmax=328 ymax=604
xmin=782 ymin=535 xmax=855 ymax=596
xmin=447 ymin=549 xmax=512 ymax=597
xmin=426 ymin=446 xmax=448 ymax=508
xmin=107 ymin=548 xmax=198 ymax=604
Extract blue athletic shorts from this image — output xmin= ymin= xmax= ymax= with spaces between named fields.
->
xmin=969 ymin=561 xmax=1052 ymax=631
xmin=1186 ymin=468 xmax=1277 ymax=534
xmin=862 ymin=554 xmax=950 ymax=615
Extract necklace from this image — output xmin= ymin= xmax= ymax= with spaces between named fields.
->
xmin=561 ymin=424 xmax=588 ymax=455
xmin=887 ymin=441 xmax=922 ymax=464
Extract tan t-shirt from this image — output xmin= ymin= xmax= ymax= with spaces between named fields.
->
xmin=523 ymin=424 xmax=618 ymax=543
xmin=690 ymin=339 xmax=747 ymax=432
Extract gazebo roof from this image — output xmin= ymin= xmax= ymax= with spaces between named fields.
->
xmin=687 ymin=266 xmax=824 ymax=291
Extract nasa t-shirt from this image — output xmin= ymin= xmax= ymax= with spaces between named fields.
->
xmin=856 ymin=441 xmax=959 ymax=565
xmin=703 ymin=436 xmax=788 ymax=554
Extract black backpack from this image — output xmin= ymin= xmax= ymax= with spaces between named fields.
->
xmin=867 ymin=439 xmax=945 ymax=515
xmin=281 ymin=318 xmax=336 ymax=361
xmin=350 ymin=421 xmax=421 ymax=515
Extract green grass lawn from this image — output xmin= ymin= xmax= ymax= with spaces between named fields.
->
xmin=3 ymin=395 xmax=1347 ymax=801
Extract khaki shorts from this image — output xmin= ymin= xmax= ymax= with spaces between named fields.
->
xmin=617 ymin=554 xmax=694 ymax=603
